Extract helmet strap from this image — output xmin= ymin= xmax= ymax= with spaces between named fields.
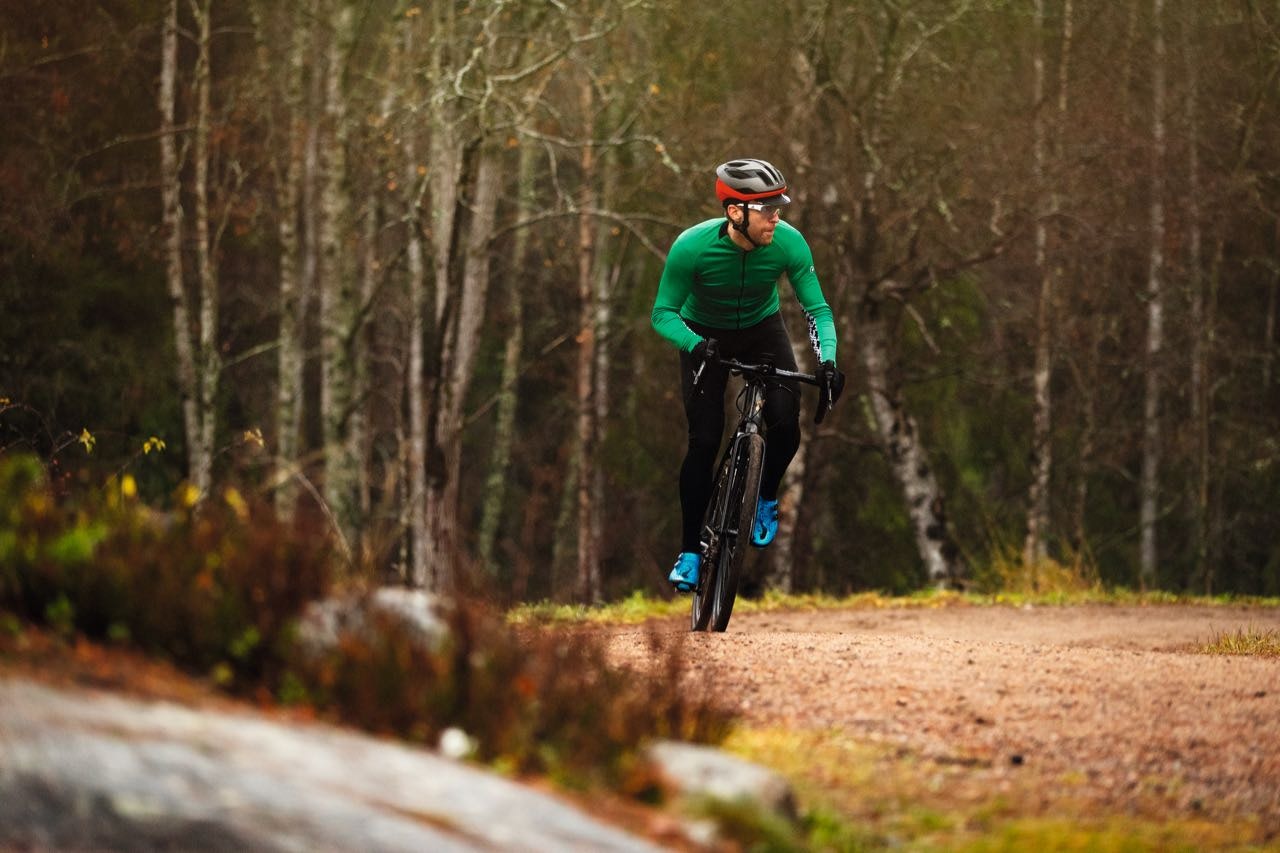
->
xmin=731 ymin=202 xmax=760 ymax=248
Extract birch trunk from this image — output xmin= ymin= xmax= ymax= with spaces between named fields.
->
xmin=574 ymin=81 xmax=601 ymax=604
xmin=1139 ymin=0 xmax=1167 ymax=589
xmin=317 ymin=4 xmax=359 ymax=562
xmin=405 ymin=174 xmax=427 ymax=584
xmin=273 ymin=13 xmax=306 ymax=517
xmin=402 ymin=33 xmax=428 ymax=585
xmin=191 ymin=0 xmax=218 ymax=499
xmin=860 ymin=296 xmax=965 ymax=588
xmin=159 ymin=0 xmax=200 ymax=495
xmin=1024 ymin=0 xmax=1052 ymax=569
xmin=418 ymin=1 xmax=464 ymax=588
xmin=476 ymin=139 xmax=534 ymax=576
xmin=578 ymin=179 xmax=601 ymax=596
xmin=425 ymin=145 xmax=502 ymax=589
xmin=300 ymin=2 xmax=321 ymax=495
xmin=586 ymin=132 xmax=621 ymax=605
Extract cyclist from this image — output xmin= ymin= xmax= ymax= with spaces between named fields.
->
xmin=652 ymin=158 xmax=844 ymax=593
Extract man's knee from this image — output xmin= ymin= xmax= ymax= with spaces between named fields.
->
xmin=687 ymin=427 xmax=722 ymax=458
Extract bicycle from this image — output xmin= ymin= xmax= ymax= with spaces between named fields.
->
xmin=690 ymin=355 xmax=826 ymax=632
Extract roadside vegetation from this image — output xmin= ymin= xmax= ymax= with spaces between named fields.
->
xmin=4 ymin=450 xmax=1278 ymax=851
xmin=512 ymin=585 xmax=1280 ymax=628
xmin=0 ymin=453 xmax=729 ymax=792
xmin=1199 ymin=626 xmax=1280 ymax=658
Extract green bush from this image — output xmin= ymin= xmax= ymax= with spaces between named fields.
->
xmin=0 ymin=452 xmax=733 ymax=791
xmin=0 ymin=453 xmax=333 ymax=683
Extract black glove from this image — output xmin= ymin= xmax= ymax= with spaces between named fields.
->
xmin=692 ymin=337 xmax=719 ymax=365
xmin=816 ymin=360 xmax=845 ymax=424
xmin=690 ymin=337 xmax=719 ymax=386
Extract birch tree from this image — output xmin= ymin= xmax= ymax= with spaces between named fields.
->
xmin=1024 ymin=0 xmax=1053 ymax=569
xmin=159 ymin=0 xmax=218 ymax=499
xmin=574 ymin=74 xmax=603 ymax=604
xmin=1139 ymin=0 xmax=1167 ymax=588
xmin=476 ymin=133 xmax=536 ymax=578
xmin=159 ymin=0 xmax=191 ymax=479
xmin=253 ymin=2 xmax=308 ymax=518
xmin=806 ymin=1 xmax=1001 ymax=587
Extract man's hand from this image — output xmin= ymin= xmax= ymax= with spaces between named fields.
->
xmin=690 ymin=337 xmax=719 ymax=387
xmin=816 ymin=360 xmax=845 ymax=424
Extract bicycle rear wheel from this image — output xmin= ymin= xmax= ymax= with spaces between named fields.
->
xmin=710 ymin=433 xmax=764 ymax=632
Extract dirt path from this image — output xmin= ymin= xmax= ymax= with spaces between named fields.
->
xmin=604 ymin=604 xmax=1280 ymax=835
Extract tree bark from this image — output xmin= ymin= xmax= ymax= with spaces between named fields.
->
xmin=190 ymin=0 xmax=218 ymax=498
xmin=1139 ymin=0 xmax=1166 ymax=589
xmin=318 ymin=3 xmax=358 ymax=563
xmin=418 ymin=0 xmax=463 ymax=588
xmin=860 ymin=294 xmax=965 ymax=588
xmin=272 ymin=9 xmax=307 ymax=518
xmin=159 ymin=0 xmax=201 ymax=496
xmin=476 ymin=139 xmax=534 ymax=578
xmin=400 ymin=19 xmax=428 ymax=586
xmin=574 ymin=77 xmax=602 ymax=604
xmin=425 ymin=145 xmax=502 ymax=589
xmin=1024 ymin=0 xmax=1052 ymax=569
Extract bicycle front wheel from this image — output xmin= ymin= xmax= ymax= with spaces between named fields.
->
xmin=710 ymin=432 xmax=764 ymax=632
xmin=692 ymin=437 xmax=742 ymax=631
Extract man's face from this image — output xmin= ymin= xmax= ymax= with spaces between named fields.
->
xmin=734 ymin=202 xmax=782 ymax=246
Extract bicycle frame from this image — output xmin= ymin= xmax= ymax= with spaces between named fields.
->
xmin=691 ymin=357 xmax=820 ymax=631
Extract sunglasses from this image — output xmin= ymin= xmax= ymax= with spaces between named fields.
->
xmin=745 ymin=203 xmax=783 ymax=218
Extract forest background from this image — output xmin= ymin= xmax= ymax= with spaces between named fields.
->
xmin=1 ymin=0 xmax=1277 ymax=604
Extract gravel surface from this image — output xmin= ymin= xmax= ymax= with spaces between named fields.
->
xmin=604 ymin=604 xmax=1280 ymax=834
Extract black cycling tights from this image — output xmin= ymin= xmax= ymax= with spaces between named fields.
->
xmin=677 ymin=313 xmax=801 ymax=554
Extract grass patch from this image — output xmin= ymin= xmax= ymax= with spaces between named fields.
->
xmin=719 ymin=727 xmax=1270 ymax=852
xmin=949 ymin=816 xmax=1263 ymax=852
xmin=510 ymin=587 xmax=1280 ymax=627
xmin=1199 ymin=626 xmax=1280 ymax=657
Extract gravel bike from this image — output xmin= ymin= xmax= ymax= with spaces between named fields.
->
xmin=690 ymin=355 xmax=825 ymax=632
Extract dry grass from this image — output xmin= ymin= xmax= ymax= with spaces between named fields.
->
xmin=1199 ymin=626 xmax=1280 ymax=658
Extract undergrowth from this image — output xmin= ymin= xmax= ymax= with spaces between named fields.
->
xmin=511 ymin=586 xmax=1280 ymax=628
xmin=0 ymin=453 xmax=732 ymax=788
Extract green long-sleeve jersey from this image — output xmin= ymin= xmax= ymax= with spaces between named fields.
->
xmin=650 ymin=218 xmax=838 ymax=364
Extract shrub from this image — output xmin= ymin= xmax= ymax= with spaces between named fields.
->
xmin=0 ymin=453 xmax=734 ymax=791
xmin=293 ymin=598 xmax=732 ymax=786
xmin=0 ymin=454 xmax=334 ymax=684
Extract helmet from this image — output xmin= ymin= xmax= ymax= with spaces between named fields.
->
xmin=714 ymin=158 xmax=792 ymax=206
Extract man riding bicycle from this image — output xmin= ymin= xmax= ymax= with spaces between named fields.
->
xmin=651 ymin=158 xmax=844 ymax=593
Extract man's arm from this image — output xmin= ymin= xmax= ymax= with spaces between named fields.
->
xmin=650 ymin=240 xmax=703 ymax=353
xmin=785 ymin=233 xmax=838 ymax=364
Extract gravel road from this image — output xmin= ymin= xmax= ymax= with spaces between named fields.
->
xmin=604 ymin=604 xmax=1280 ymax=834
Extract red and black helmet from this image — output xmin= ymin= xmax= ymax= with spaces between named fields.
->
xmin=714 ymin=158 xmax=792 ymax=206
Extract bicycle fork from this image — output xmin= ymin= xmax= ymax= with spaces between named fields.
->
xmin=699 ymin=383 xmax=767 ymax=564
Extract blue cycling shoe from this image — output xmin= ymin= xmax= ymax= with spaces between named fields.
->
xmin=751 ymin=499 xmax=779 ymax=547
xmin=668 ymin=552 xmax=701 ymax=593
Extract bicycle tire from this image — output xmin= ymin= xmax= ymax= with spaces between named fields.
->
xmin=691 ymin=448 xmax=736 ymax=631
xmin=710 ymin=433 xmax=764 ymax=632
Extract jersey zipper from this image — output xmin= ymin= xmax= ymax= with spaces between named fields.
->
xmin=737 ymin=251 xmax=747 ymax=329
